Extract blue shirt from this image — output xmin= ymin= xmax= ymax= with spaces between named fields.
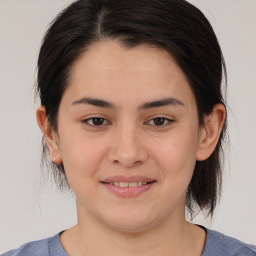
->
xmin=2 ymin=227 xmax=256 ymax=256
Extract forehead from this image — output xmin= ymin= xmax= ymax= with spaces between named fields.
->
xmin=63 ymin=40 xmax=196 ymax=108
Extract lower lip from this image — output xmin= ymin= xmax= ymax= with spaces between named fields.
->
xmin=101 ymin=182 xmax=156 ymax=198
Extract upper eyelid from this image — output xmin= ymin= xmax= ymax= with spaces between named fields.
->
xmin=82 ymin=117 xmax=111 ymax=125
xmin=81 ymin=115 xmax=109 ymax=121
xmin=82 ymin=115 xmax=173 ymax=121
xmin=144 ymin=114 xmax=174 ymax=121
xmin=82 ymin=116 xmax=174 ymax=126
xmin=145 ymin=117 xmax=174 ymax=125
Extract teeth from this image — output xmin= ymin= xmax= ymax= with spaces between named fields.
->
xmin=128 ymin=182 xmax=137 ymax=187
xmin=120 ymin=182 xmax=128 ymax=188
xmin=109 ymin=181 xmax=150 ymax=187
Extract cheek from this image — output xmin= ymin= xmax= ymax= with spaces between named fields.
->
xmin=57 ymin=127 xmax=107 ymax=185
xmin=59 ymin=136 xmax=108 ymax=204
xmin=151 ymin=132 xmax=199 ymax=182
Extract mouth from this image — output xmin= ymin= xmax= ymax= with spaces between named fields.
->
xmin=100 ymin=176 xmax=157 ymax=198
xmin=101 ymin=180 xmax=156 ymax=188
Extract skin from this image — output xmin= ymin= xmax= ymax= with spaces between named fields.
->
xmin=37 ymin=41 xmax=225 ymax=256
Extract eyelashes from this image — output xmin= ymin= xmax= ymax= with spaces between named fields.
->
xmin=81 ymin=116 xmax=174 ymax=128
xmin=145 ymin=117 xmax=174 ymax=126
xmin=82 ymin=117 xmax=110 ymax=127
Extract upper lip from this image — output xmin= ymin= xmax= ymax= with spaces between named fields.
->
xmin=101 ymin=175 xmax=156 ymax=183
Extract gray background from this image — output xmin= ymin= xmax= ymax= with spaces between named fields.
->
xmin=0 ymin=0 xmax=255 ymax=253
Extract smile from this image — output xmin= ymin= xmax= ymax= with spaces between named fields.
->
xmin=100 ymin=176 xmax=156 ymax=198
xmin=104 ymin=181 xmax=150 ymax=187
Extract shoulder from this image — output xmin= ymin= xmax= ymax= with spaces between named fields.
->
xmin=202 ymin=227 xmax=256 ymax=256
xmin=1 ymin=232 xmax=67 ymax=256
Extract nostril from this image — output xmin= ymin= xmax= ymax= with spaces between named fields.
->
xmin=133 ymin=160 xmax=143 ymax=166
xmin=112 ymin=159 xmax=143 ymax=168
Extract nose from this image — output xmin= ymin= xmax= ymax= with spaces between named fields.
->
xmin=107 ymin=124 xmax=149 ymax=168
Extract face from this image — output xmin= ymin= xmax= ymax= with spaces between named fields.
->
xmin=52 ymin=41 xmax=205 ymax=232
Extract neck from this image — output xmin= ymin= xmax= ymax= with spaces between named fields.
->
xmin=60 ymin=204 xmax=206 ymax=256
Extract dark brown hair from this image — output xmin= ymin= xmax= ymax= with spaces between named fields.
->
xmin=36 ymin=0 xmax=227 ymax=217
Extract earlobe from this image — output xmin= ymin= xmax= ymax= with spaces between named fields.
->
xmin=196 ymin=103 xmax=226 ymax=161
xmin=36 ymin=106 xmax=62 ymax=164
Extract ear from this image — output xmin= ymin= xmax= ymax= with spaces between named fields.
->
xmin=36 ymin=106 xmax=62 ymax=164
xmin=196 ymin=103 xmax=226 ymax=161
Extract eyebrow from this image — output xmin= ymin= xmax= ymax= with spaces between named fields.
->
xmin=138 ymin=97 xmax=184 ymax=110
xmin=71 ymin=97 xmax=184 ymax=110
xmin=72 ymin=97 xmax=115 ymax=108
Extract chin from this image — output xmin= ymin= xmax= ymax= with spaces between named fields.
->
xmin=101 ymin=209 xmax=158 ymax=233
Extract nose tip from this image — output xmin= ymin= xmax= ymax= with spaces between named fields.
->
xmin=107 ymin=130 xmax=148 ymax=168
xmin=112 ymin=155 xmax=145 ymax=168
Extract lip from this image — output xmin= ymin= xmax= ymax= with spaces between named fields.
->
xmin=101 ymin=175 xmax=156 ymax=183
xmin=100 ymin=175 xmax=157 ymax=198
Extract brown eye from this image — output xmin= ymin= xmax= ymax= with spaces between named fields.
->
xmin=91 ymin=118 xmax=105 ymax=125
xmin=146 ymin=117 xmax=174 ymax=127
xmin=82 ymin=117 xmax=108 ymax=126
xmin=153 ymin=118 xmax=166 ymax=126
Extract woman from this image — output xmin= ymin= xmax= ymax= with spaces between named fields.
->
xmin=2 ymin=0 xmax=256 ymax=255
